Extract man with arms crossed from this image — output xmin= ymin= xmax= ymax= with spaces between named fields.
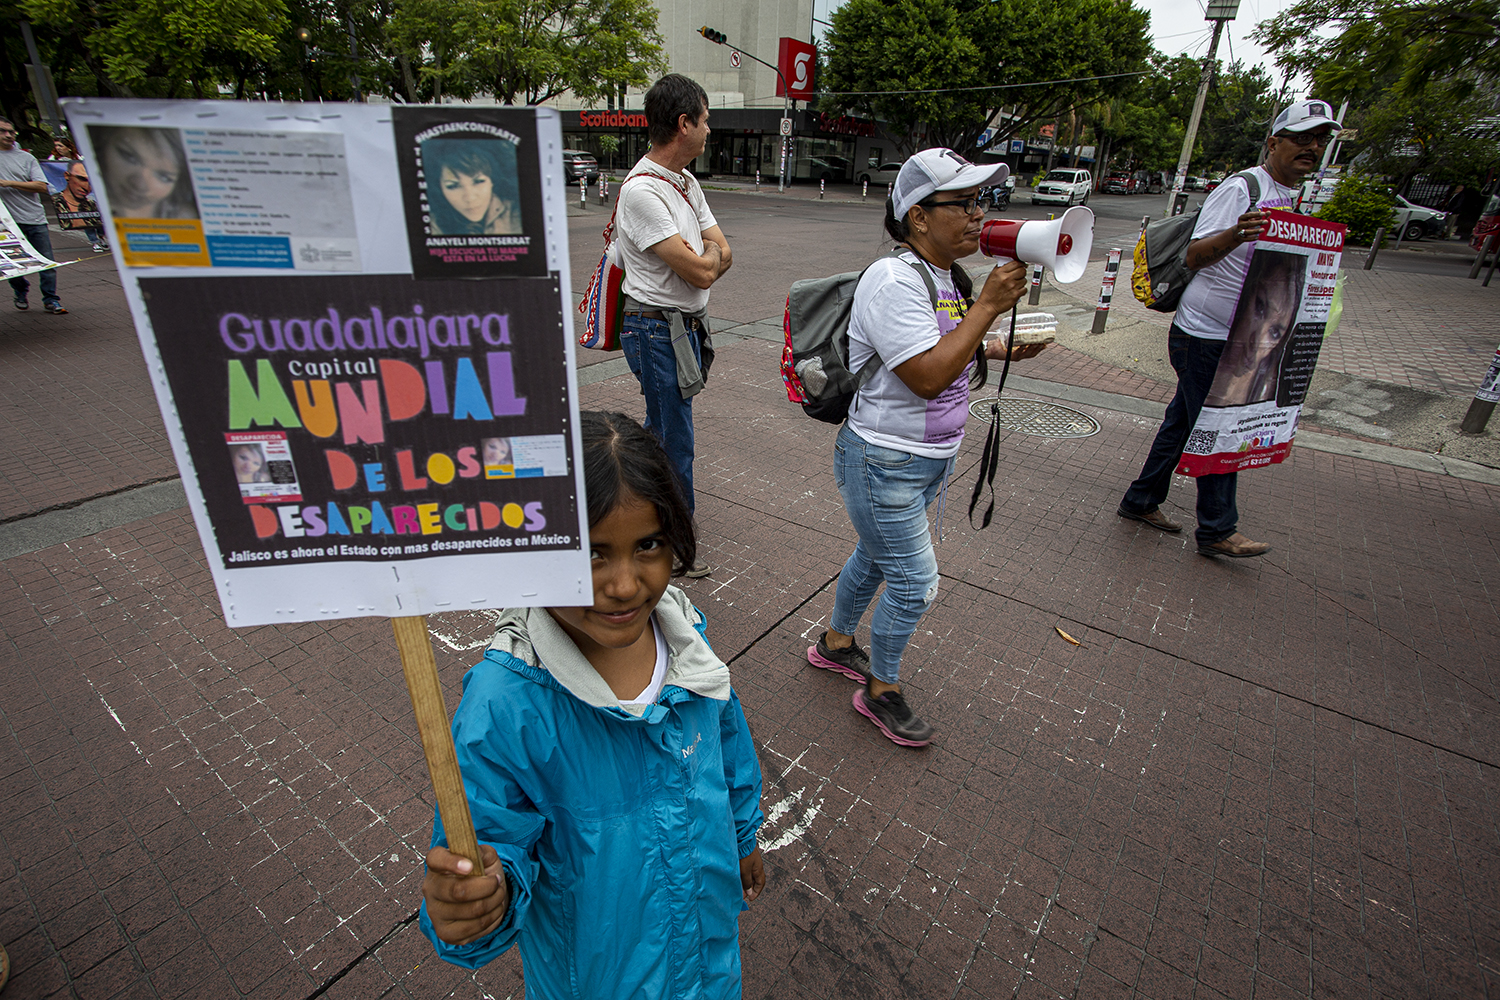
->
xmin=1117 ymin=100 xmax=1339 ymax=558
xmin=615 ymin=74 xmax=731 ymax=578
xmin=0 ymin=117 xmax=67 ymax=314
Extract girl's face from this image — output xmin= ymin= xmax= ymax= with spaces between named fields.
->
xmin=482 ymin=437 xmax=511 ymax=465
xmin=441 ymin=166 xmax=494 ymax=222
xmin=105 ymin=131 xmax=182 ymax=213
xmin=232 ymin=446 xmax=263 ymax=481
xmin=548 ymin=491 xmax=672 ymax=658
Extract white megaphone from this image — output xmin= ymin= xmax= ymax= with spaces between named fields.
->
xmin=977 ymin=206 xmax=1094 ymax=283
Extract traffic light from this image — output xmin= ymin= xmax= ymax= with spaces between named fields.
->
xmin=699 ymin=26 xmax=727 ymax=44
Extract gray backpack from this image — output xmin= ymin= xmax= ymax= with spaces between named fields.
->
xmin=781 ymin=249 xmax=941 ymax=424
xmin=1132 ymin=170 xmax=1260 ymax=312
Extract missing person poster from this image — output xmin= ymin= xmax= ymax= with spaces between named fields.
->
xmin=1178 ymin=210 xmax=1346 ymax=476
xmin=0 ymin=197 xmax=72 ymax=280
xmin=65 ymin=98 xmax=587 ymax=626
xmin=391 ymin=107 xmax=548 ymax=278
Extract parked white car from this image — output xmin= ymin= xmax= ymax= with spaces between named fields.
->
xmin=857 ymin=160 xmax=905 ymax=187
xmin=1393 ymin=195 xmax=1446 ymax=241
xmin=1032 ymin=168 xmax=1091 ymax=206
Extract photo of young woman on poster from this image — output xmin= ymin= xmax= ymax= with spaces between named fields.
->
xmin=89 ymin=126 xmax=200 ymax=219
xmin=230 ymin=442 xmax=271 ymax=484
xmin=423 ymin=139 xmax=522 ymax=236
xmin=482 ymin=436 xmax=515 ymax=478
xmin=1205 ymin=249 xmax=1304 ymax=408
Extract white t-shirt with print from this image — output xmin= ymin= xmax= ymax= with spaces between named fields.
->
xmin=1174 ymin=166 xmax=1299 ymax=341
xmin=845 ymin=251 xmax=972 ymax=460
xmin=614 ymin=158 xmax=718 ymax=314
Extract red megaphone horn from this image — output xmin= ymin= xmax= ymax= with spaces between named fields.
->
xmin=978 ymin=206 xmax=1095 ymax=283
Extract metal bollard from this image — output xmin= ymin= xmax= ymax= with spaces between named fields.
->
xmin=755 ymin=169 xmax=760 ymax=192
xmin=1487 ymin=248 xmax=1500 ymax=287
xmin=579 ymin=178 xmax=586 ymax=208
xmin=1459 ymin=346 xmax=1500 ymax=434
xmin=862 ymin=179 xmax=868 ymax=201
xmin=1090 ymin=248 xmax=1123 ymax=335
xmin=598 ymin=176 xmax=607 ymax=205
xmin=1470 ymin=232 xmax=1497 ymax=278
xmin=1363 ymin=227 xmax=1385 ymax=270
xmin=887 ymin=182 xmax=892 ymax=204
xmin=820 ymin=177 xmax=825 ymax=200
xmin=1393 ymin=221 xmax=1405 ymax=252
xmin=1027 ymin=263 xmax=1044 ymax=305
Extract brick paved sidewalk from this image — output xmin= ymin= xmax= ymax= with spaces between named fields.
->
xmin=3 ymin=336 xmax=1497 ymax=1000
xmin=1057 ymin=254 xmax=1499 ymax=399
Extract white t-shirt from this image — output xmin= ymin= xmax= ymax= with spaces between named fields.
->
xmin=614 ymin=158 xmax=718 ymax=314
xmin=1175 ymin=167 xmax=1298 ymax=341
xmin=618 ymin=615 xmax=669 ymax=707
xmin=845 ymin=252 xmax=972 ymax=459
xmin=0 ymin=147 xmax=47 ymax=226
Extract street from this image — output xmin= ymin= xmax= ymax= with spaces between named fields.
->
xmin=1 ymin=183 xmax=1497 ymax=1000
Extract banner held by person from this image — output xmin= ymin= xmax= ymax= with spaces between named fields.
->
xmin=66 ymin=97 xmax=590 ymax=873
xmin=0 ymin=197 xmax=73 ymax=280
xmin=1178 ymin=209 xmax=1346 ymax=476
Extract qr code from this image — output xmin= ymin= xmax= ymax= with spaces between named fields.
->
xmin=1184 ymin=428 xmax=1218 ymax=455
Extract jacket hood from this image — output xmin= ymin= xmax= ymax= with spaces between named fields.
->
xmin=485 ymin=585 xmax=730 ymax=716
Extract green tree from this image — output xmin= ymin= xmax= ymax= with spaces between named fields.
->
xmin=819 ymin=0 xmax=1153 ymax=157
xmin=1342 ymin=85 xmax=1500 ymax=189
xmin=387 ymin=0 xmax=665 ymax=106
xmin=21 ymin=0 xmax=288 ymax=98
xmin=1253 ymin=0 xmax=1500 ymax=101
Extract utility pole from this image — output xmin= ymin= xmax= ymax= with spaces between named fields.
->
xmin=700 ymin=27 xmax=794 ymax=193
xmin=1166 ymin=0 xmax=1239 ymax=215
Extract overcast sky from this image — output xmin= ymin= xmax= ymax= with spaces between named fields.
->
xmin=812 ymin=0 xmax=1309 ymax=96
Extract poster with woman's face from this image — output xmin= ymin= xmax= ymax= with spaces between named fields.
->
xmin=392 ymin=108 xmax=548 ymax=278
xmin=1204 ymin=249 xmax=1305 ymax=408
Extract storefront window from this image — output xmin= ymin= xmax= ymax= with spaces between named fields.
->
xmin=793 ymin=138 xmax=857 ymax=183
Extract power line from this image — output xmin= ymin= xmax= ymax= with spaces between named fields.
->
xmin=818 ymin=69 xmax=1149 ymax=98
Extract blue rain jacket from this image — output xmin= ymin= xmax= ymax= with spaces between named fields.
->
xmin=420 ymin=589 xmax=764 ymax=1000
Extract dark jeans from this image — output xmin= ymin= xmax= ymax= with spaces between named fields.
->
xmin=9 ymin=223 xmax=59 ymax=307
xmin=1121 ymin=326 xmax=1238 ymax=546
xmin=620 ymin=313 xmax=701 ymax=515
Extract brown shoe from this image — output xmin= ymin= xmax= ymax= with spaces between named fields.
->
xmin=1198 ymin=532 xmax=1271 ymax=558
xmin=1117 ymin=505 xmax=1182 ymax=533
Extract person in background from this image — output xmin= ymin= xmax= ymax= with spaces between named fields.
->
xmin=1117 ymin=99 xmax=1340 ymax=558
xmin=0 ymin=116 xmax=66 ymax=314
xmin=48 ymin=136 xmax=78 ymax=161
xmin=613 ymin=73 xmax=732 ymax=579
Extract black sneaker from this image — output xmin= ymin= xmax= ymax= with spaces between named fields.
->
xmin=806 ymin=632 xmax=871 ymax=682
xmin=852 ymin=687 xmax=934 ymax=747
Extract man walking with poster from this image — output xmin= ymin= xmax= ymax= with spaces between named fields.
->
xmin=1117 ymin=100 xmax=1340 ymax=558
xmin=615 ymin=74 xmax=731 ymax=578
xmin=0 ymin=117 xmax=67 ymax=314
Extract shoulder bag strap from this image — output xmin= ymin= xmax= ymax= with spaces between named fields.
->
xmin=852 ymin=249 xmax=943 ymax=392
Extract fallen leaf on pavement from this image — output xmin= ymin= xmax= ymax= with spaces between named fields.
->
xmin=1055 ymin=626 xmax=1082 ymax=646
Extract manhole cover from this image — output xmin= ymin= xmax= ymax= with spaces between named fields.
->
xmin=968 ymin=396 xmax=1100 ymax=438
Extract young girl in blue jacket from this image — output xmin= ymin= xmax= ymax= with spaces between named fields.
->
xmin=420 ymin=410 xmax=766 ymax=999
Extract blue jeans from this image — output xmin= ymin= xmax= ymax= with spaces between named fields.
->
xmin=621 ymin=313 xmax=700 ymax=514
xmin=830 ymin=424 xmax=953 ymax=685
xmin=9 ymin=223 xmax=59 ymax=307
xmin=1121 ymin=326 xmax=1238 ymax=546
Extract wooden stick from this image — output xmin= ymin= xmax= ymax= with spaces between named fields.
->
xmin=392 ymin=614 xmax=484 ymax=873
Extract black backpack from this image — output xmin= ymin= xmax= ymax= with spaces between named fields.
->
xmin=1131 ymin=170 xmax=1261 ymax=312
xmin=780 ymin=249 xmax=944 ymax=424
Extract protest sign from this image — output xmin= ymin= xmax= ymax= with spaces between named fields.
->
xmin=1178 ymin=209 xmax=1346 ymax=476
xmin=0 ymin=196 xmax=73 ymax=281
xmin=67 ymin=97 xmax=589 ymax=872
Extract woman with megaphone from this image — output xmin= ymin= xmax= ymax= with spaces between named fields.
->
xmin=805 ymin=148 xmax=1040 ymax=748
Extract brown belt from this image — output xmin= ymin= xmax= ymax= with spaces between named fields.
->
xmin=623 ymin=310 xmax=667 ymax=320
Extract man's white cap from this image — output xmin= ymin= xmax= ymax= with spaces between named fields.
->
xmin=893 ymin=149 xmax=1010 ymax=220
xmin=1273 ymin=100 xmax=1342 ymax=134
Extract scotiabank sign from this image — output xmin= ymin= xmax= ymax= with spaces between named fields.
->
xmin=777 ymin=38 xmax=816 ymax=100
xmin=579 ymin=111 xmax=648 ymax=128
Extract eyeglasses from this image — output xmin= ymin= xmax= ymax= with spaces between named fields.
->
xmin=925 ymin=196 xmax=991 ymax=215
xmin=1277 ymin=131 xmax=1335 ymax=147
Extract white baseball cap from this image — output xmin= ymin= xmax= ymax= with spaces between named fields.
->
xmin=1273 ymin=100 xmax=1342 ymax=134
xmin=893 ymin=149 xmax=1010 ymax=220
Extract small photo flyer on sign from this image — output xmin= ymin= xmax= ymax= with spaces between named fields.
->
xmin=1178 ymin=209 xmax=1346 ymax=477
xmin=65 ymin=97 xmax=586 ymax=625
xmin=392 ymin=107 xmax=548 ymax=279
